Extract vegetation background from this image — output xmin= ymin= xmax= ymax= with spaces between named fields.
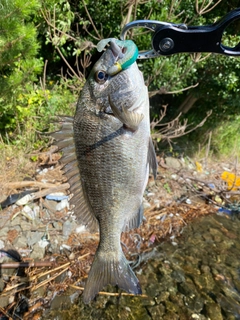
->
xmin=0 ymin=0 xmax=240 ymax=163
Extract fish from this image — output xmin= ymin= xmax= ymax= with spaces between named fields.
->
xmin=53 ymin=39 xmax=157 ymax=303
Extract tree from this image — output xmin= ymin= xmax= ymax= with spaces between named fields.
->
xmin=0 ymin=0 xmax=43 ymax=132
xmin=1 ymin=0 xmax=240 ymax=156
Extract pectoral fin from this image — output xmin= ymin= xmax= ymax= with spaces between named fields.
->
xmin=148 ymin=137 xmax=158 ymax=179
xmin=109 ymin=95 xmax=144 ymax=131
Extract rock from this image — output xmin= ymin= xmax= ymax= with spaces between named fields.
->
xmin=0 ymin=296 xmax=10 ymax=308
xmin=52 ymin=221 xmax=63 ymax=230
xmin=9 ymin=216 xmax=22 ymax=227
xmin=147 ymin=304 xmax=165 ymax=319
xmin=0 ymin=278 xmax=5 ymax=291
xmin=155 ymin=291 xmax=170 ymax=304
xmin=205 ymin=302 xmax=223 ymax=320
xmin=162 ymin=311 xmax=179 ymax=320
xmin=13 ymin=235 xmax=28 ymax=248
xmin=0 ymin=227 xmax=9 ymax=238
xmin=62 ymin=220 xmax=75 ymax=238
xmin=56 ymin=199 xmax=69 ymax=211
xmin=171 ymin=269 xmax=186 ymax=283
xmin=30 ymin=243 xmax=46 ymax=259
xmin=19 ymin=220 xmax=33 ymax=231
xmin=165 ymin=157 xmax=182 ymax=169
xmin=183 ymin=295 xmax=204 ymax=313
xmin=27 ymin=231 xmax=44 ymax=246
xmin=0 ymin=239 xmax=5 ymax=249
xmin=165 ymin=300 xmax=181 ymax=313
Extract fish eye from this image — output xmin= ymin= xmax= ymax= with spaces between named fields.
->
xmin=95 ymin=70 xmax=108 ymax=84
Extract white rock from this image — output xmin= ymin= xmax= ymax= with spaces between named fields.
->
xmin=32 ymin=205 xmax=40 ymax=219
xmin=76 ymin=225 xmax=86 ymax=233
xmin=147 ymin=192 xmax=155 ymax=197
xmin=0 ymin=240 xmax=4 ymax=249
xmin=60 ymin=244 xmax=71 ymax=251
xmin=56 ymin=199 xmax=69 ymax=211
xmin=38 ymin=239 xmax=49 ymax=248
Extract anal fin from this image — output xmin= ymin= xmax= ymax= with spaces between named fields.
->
xmin=123 ymin=203 xmax=144 ymax=231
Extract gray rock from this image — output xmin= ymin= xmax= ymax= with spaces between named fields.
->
xmin=0 ymin=227 xmax=9 ymax=238
xmin=19 ymin=220 xmax=33 ymax=231
xmin=147 ymin=304 xmax=165 ymax=319
xmin=0 ymin=239 xmax=4 ymax=249
xmin=62 ymin=220 xmax=76 ymax=238
xmin=0 ymin=296 xmax=10 ymax=308
xmin=165 ymin=157 xmax=182 ymax=169
xmin=205 ymin=302 xmax=223 ymax=320
xmin=30 ymin=242 xmax=46 ymax=259
xmin=27 ymin=231 xmax=44 ymax=246
xmin=13 ymin=235 xmax=27 ymax=248
xmin=171 ymin=269 xmax=186 ymax=283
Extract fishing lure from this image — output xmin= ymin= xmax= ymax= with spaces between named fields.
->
xmin=97 ymin=38 xmax=139 ymax=75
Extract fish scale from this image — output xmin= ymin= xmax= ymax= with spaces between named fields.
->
xmin=53 ymin=39 xmax=157 ymax=303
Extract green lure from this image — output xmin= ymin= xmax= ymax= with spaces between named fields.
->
xmin=97 ymin=38 xmax=139 ymax=75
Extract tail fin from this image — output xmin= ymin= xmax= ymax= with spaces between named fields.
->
xmin=82 ymin=250 xmax=141 ymax=304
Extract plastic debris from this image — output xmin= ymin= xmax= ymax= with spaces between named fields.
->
xmin=195 ymin=161 xmax=203 ymax=172
xmin=221 ymin=171 xmax=240 ymax=190
xmin=16 ymin=194 xmax=33 ymax=206
xmin=46 ymin=192 xmax=69 ymax=201
xmin=218 ymin=207 xmax=232 ymax=215
xmin=208 ymin=183 xmax=215 ymax=189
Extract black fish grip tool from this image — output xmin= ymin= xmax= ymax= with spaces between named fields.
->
xmin=120 ymin=8 xmax=240 ymax=58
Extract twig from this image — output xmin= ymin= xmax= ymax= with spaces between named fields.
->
xmin=4 ymin=181 xmax=59 ymax=190
xmin=82 ymin=0 xmax=101 ymax=39
xmin=0 ymin=307 xmax=12 ymax=320
xmin=196 ymin=0 xmax=222 ymax=15
xmin=30 ymin=267 xmax=69 ymax=292
xmin=69 ymin=284 xmax=148 ymax=298
xmin=149 ymin=82 xmax=199 ymax=98
xmin=30 ymin=262 xmax=70 ymax=281
xmin=204 ymin=130 xmax=212 ymax=167
xmin=32 ymin=183 xmax=70 ymax=200
xmin=0 ymin=261 xmax=53 ymax=269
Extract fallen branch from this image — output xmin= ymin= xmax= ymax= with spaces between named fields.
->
xmin=3 ymin=181 xmax=58 ymax=190
xmin=69 ymin=284 xmax=148 ymax=298
xmin=32 ymin=183 xmax=70 ymax=200
xmin=0 ymin=261 xmax=53 ymax=269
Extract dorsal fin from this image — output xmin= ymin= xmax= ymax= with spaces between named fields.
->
xmin=52 ymin=117 xmax=98 ymax=232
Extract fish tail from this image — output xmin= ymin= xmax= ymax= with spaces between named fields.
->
xmin=82 ymin=249 xmax=141 ymax=304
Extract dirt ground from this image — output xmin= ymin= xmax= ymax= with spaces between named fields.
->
xmin=0 ymin=146 xmax=239 ymax=319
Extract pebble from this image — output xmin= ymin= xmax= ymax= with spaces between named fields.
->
xmin=62 ymin=220 xmax=74 ymax=238
xmin=0 ymin=240 xmax=4 ymax=249
xmin=56 ymin=199 xmax=69 ymax=211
